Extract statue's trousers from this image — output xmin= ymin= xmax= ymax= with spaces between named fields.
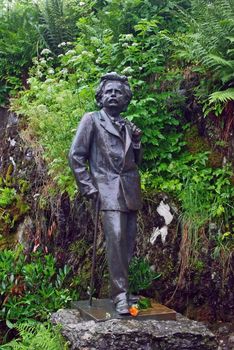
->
xmin=102 ymin=210 xmax=137 ymax=303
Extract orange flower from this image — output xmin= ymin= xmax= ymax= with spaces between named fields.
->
xmin=129 ymin=305 xmax=139 ymax=317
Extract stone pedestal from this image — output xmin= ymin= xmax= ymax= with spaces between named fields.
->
xmin=51 ymin=309 xmax=218 ymax=350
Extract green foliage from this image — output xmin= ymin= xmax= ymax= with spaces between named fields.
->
xmin=209 ymin=88 xmax=234 ymax=104
xmin=37 ymin=0 xmax=80 ymax=54
xmin=0 ymin=176 xmax=29 ymax=235
xmin=0 ymin=321 xmax=68 ymax=349
xmin=0 ymin=246 xmax=78 ymax=323
xmin=137 ymin=297 xmax=152 ymax=310
xmin=212 ymin=231 xmax=234 ymax=261
xmin=129 ymin=257 xmax=161 ymax=294
xmin=143 ymin=150 xmax=234 ymax=262
xmin=145 ymin=151 xmax=234 ymax=222
xmin=174 ymin=0 xmax=234 ymax=114
xmin=212 ymin=231 xmax=234 ymax=267
xmin=0 ymin=0 xmax=81 ymax=104
xmin=0 ymin=0 xmax=40 ymax=103
xmin=0 ymin=188 xmax=16 ymax=208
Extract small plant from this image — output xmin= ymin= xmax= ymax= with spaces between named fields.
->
xmin=129 ymin=257 xmax=161 ymax=294
xmin=137 ymin=297 xmax=152 ymax=310
xmin=212 ymin=231 xmax=234 ymax=263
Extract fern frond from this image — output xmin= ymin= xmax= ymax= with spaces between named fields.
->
xmin=37 ymin=0 xmax=75 ymax=53
xmin=209 ymin=88 xmax=234 ymax=104
xmin=1 ymin=322 xmax=68 ymax=350
xmin=204 ymin=54 xmax=233 ymax=68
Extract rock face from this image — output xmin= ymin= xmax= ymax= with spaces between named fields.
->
xmin=51 ymin=309 xmax=218 ymax=350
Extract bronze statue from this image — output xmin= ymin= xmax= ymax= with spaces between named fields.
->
xmin=69 ymin=72 xmax=142 ymax=314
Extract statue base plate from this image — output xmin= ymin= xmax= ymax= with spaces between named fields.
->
xmin=71 ymin=299 xmax=176 ymax=322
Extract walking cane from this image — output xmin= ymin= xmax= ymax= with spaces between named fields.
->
xmin=89 ymin=194 xmax=100 ymax=306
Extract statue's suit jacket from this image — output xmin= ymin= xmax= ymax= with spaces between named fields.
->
xmin=69 ymin=110 xmax=142 ymax=211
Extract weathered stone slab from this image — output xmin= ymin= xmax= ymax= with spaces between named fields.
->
xmin=51 ymin=309 xmax=218 ymax=350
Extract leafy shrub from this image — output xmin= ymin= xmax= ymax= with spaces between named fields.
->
xmin=129 ymin=257 xmax=161 ymax=294
xmin=0 ymin=246 xmax=78 ymax=323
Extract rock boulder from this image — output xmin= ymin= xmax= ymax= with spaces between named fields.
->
xmin=51 ymin=309 xmax=218 ymax=350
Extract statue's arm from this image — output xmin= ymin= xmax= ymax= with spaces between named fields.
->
xmin=133 ymin=143 xmax=143 ymax=165
xmin=69 ymin=113 xmax=98 ymax=197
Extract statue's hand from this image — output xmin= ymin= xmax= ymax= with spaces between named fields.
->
xmin=131 ymin=123 xmax=142 ymax=143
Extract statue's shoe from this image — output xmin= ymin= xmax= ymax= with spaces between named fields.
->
xmin=115 ymin=299 xmax=130 ymax=315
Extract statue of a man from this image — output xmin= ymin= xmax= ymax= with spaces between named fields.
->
xmin=69 ymin=72 xmax=142 ymax=314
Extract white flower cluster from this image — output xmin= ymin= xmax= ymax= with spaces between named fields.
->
xmin=65 ymin=49 xmax=76 ymax=56
xmin=58 ymin=42 xmax=73 ymax=48
xmin=47 ymin=68 xmax=55 ymax=75
xmin=41 ymin=48 xmax=52 ymax=55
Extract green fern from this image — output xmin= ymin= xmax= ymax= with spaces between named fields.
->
xmin=209 ymin=88 xmax=234 ymax=104
xmin=37 ymin=0 xmax=77 ymax=53
xmin=174 ymin=0 xmax=234 ymax=114
xmin=0 ymin=321 xmax=68 ymax=350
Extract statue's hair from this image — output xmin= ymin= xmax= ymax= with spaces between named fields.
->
xmin=95 ymin=72 xmax=132 ymax=108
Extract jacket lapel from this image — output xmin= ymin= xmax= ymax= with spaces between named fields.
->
xmin=99 ymin=110 xmax=121 ymax=139
xmin=124 ymin=123 xmax=132 ymax=155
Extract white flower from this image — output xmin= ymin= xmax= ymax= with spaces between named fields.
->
xmin=36 ymin=70 xmax=43 ymax=78
xmin=79 ymin=1 xmax=85 ymax=5
xmin=41 ymin=48 xmax=52 ymax=55
xmin=61 ymin=68 xmax=68 ymax=75
xmin=39 ymin=58 xmax=47 ymax=65
xmin=58 ymin=54 xmax=64 ymax=58
xmin=122 ymin=43 xmax=129 ymax=48
xmin=67 ymin=56 xmax=80 ymax=63
xmin=125 ymin=34 xmax=133 ymax=41
xmin=58 ymin=42 xmax=66 ymax=48
xmin=122 ymin=66 xmax=134 ymax=74
xmin=45 ymin=78 xmax=54 ymax=83
xmin=65 ymin=49 xmax=76 ymax=56
xmin=32 ymin=57 xmax=39 ymax=64
xmin=47 ymin=68 xmax=55 ymax=75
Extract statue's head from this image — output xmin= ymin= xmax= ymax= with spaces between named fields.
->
xmin=95 ymin=72 xmax=132 ymax=112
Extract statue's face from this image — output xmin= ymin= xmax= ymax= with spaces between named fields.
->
xmin=101 ymin=80 xmax=128 ymax=112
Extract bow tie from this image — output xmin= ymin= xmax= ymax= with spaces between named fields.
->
xmin=109 ymin=116 xmax=126 ymax=131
